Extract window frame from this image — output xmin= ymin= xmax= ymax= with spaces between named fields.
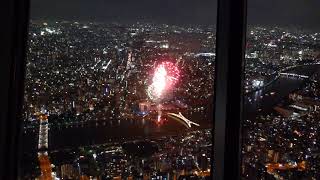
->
xmin=0 ymin=0 xmax=247 ymax=179
xmin=0 ymin=0 xmax=30 ymax=179
xmin=213 ymin=0 xmax=247 ymax=179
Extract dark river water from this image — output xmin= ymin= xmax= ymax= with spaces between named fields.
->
xmin=49 ymin=110 xmax=212 ymax=149
xmin=22 ymin=64 xmax=320 ymax=152
xmin=22 ymin=108 xmax=213 ymax=151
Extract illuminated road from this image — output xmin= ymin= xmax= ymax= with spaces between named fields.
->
xmin=266 ymin=161 xmax=306 ymax=175
xmin=167 ymin=112 xmax=200 ymax=128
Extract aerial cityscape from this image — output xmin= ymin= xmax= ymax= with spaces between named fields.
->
xmin=242 ymin=27 xmax=320 ymax=180
xmin=21 ymin=21 xmax=215 ymax=180
xmin=20 ymin=19 xmax=320 ymax=180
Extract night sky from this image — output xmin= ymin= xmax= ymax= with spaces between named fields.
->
xmin=30 ymin=0 xmax=320 ymax=29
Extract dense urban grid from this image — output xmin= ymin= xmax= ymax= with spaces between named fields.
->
xmin=20 ymin=21 xmax=320 ymax=180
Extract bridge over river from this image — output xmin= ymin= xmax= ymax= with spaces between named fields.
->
xmin=167 ymin=112 xmax=200 ymax=128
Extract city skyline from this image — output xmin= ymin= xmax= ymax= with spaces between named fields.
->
xmin=30 ymin=0 xmax=320 ymax=29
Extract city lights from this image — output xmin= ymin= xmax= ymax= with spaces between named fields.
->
xmin=21 ymin=20 xmax=320 ymax=180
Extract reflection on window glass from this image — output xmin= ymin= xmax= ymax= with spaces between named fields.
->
xmin=20 ymin=0 xmax=216 ymax=179
xmin=242 ymin=0 xmax=320 ymax=179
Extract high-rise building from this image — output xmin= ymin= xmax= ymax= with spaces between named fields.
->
xmin=59 ymin=164 xmax=79 ymax=179
xmin=198 ymin=154 xmax=209 ymax=171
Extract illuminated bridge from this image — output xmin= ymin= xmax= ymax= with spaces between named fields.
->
xmin=38 ymin=115 xmax=49 ymax=150
xmin=167 ymin=112 xmax=200 ymax=128
xmin=280 ymin=72 xmax=309 ymax=79
xmin=37 ymin=114 xmax=53 ymax=180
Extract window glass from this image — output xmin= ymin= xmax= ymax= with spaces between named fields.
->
xmin=242 ymin=0 xmax=320 ymax=179
xmin=20 ymin=0 xmax=217 ymax=179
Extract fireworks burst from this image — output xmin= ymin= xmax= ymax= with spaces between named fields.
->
xmin=147 ymin=61 xmax=180 ymax=101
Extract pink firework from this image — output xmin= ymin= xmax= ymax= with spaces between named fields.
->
xmin=148 ymin=61 xmax=180 ymax=100
xmin=160 ymin=61 xmax=180 ymax=86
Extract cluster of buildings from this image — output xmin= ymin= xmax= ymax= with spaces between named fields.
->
xmin=25 ymin=130 xmax=212 ymax=179
xmin=244 ymin=27 xmax=320 ymax=92
xmin=242 ymin=69 xmax=320 ymax=179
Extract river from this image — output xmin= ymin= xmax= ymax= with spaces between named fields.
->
xmin=22 ymin=64 xmax=320 ymax=152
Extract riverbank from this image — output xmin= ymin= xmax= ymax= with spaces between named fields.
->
xmin=245 ymin=63 xmax=320 ymax=95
